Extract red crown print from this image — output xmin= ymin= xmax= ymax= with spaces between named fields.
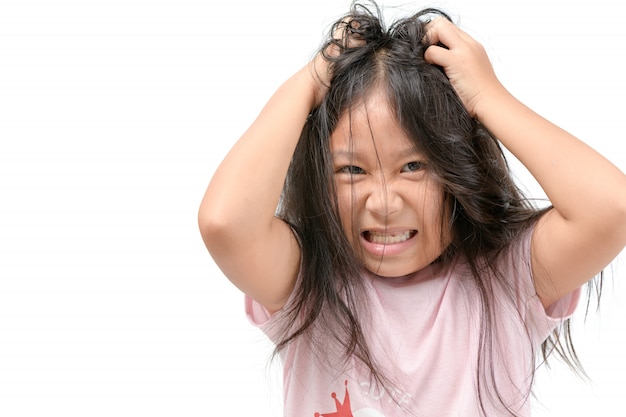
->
xmin=314 ymin=380 xmax=353 ymax=417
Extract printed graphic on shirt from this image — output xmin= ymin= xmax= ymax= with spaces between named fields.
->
xmin=314 ymin=380 xmax=385 ymax=417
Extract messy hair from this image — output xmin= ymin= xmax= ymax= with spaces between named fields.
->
xmin=274 ymin=1 xmax=595 ymax=415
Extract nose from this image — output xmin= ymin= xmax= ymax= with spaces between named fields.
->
xmin=365 ymin=181 xmax=403 ymax=218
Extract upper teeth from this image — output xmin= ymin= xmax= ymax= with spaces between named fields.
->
xmin=368 ymin=231 xmax=412 ymax=244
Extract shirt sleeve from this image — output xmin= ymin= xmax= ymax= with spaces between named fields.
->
xmin=245 ymin=290 xmax=298 ymax=345
xmin=245 ymin=295 xmax=273 ymax=327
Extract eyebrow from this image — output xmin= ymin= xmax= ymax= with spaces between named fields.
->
xmin=331 ymin=147 xmax=423 ymax=161
xmin=331 ymin=150 xmax=360 ymax=161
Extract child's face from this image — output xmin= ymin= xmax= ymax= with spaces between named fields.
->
xmin=330 ymin=90 xmax=450 ymax=277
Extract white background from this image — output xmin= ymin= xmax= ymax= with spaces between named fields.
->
xmin=1 ymin=0 xmax=624 ymax=416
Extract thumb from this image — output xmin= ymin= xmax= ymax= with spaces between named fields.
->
xmin=424 ymin=44 xmax=451 ymax=69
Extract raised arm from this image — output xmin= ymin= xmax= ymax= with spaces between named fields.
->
xmin=198 ymin=56 xmax=328 ymax=313
xmin=425 ymin=18 xmax=626 ymax=308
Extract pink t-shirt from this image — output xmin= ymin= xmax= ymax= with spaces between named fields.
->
xmin=246 ymin=229 xmax=580 ymax=416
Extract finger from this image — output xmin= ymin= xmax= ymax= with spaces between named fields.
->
xmin=425 ymin=17 xmax=460 ymax=50
xmin=332 ymin=19 xmax=350 ymax=41
xmin=424 ymin=43 xmax=452 ymax=68
xmin=333 ymin=18 xmax=365 ymax=48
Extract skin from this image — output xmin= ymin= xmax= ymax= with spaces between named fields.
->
xmin=330 ymin=91 xmax=450 ymax=278
xmin=198 ymin=17 xmax=626 ymax=313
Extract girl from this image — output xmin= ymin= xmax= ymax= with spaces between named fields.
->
xmin=198 ymin=1 xmax=626 ymax=416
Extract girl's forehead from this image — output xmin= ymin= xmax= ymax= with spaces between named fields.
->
xmin=330 ymin=90 xmax=418 ymax=155
xmin=342 ymin=88 xmax=392 ymax=118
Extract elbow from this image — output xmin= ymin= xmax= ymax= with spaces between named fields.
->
xmin=197 ymin=207 xmax=215 ymax=253
xmin=197 ymin=201 xmax=234 ymax=255
xmin=197 ymin=195 xmax=256 ymax=258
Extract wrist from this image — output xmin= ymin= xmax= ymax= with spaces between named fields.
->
xmin=472 ymin=81 xmax=511 ymax=123
xmin=289 ymin=63 xmax=324 ymax=111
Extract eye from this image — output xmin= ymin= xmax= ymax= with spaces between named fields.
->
xmin=401 ymin=161 xmax=424 ymax=173
xmin=338 ymin=165 xmax=366 ymax=175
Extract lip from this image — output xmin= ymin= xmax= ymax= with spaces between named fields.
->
xmin=360 ymin=228 xmax=418 ymax=257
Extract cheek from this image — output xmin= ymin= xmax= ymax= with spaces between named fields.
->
xmin=418 ymin=182 xmax=447 ymax=233
xmin=336 ymin=183 xmax=358 ymax=238
xmin=425 ymin=190 xmax=451 ymax=249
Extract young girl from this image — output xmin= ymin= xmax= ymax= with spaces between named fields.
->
xmin=199 ymin=1 xmax=626 ymax=416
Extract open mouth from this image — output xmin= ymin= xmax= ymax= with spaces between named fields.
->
xmin=363 ymin=230 xmax=417 ymax=245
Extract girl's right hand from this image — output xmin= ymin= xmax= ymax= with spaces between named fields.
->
xmin=308 ymin=19 xmax=364 ymax=108
xmin=199 ymin=17 xmax=365 ymax=313
xmin=199 ymin=20 xmax=361 ymax=313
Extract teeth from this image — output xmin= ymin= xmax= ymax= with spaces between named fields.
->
xmin=367 ymin=230 xmax=413 ymax=244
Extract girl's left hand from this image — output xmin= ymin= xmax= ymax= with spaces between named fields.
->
xmin=424 ymin=17 xmax=506 ymax=119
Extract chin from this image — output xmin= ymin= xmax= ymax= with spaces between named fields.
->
xmin=364 ymin=262 xmax=421 ymax=278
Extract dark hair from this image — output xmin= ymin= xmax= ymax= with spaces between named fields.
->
xmin=274 ymin=1 xmax=597 ymax=415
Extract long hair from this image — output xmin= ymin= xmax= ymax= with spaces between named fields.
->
xmin=274 ymin=1 xmax=596 ymax=415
